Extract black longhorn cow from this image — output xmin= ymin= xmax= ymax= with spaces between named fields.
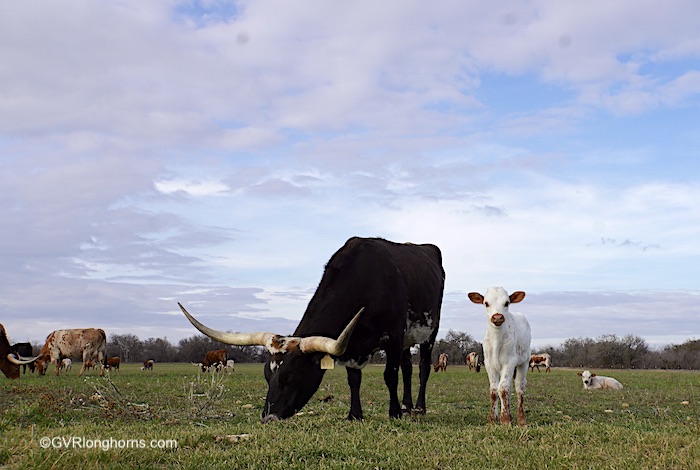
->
xmin=180 ymin=237 xmax=445 ymax=422
xmin=11 ymin=342 xmax=35 ymax=374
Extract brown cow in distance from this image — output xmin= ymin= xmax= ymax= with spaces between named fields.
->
xmin=35 ymin=328 xmax=107 ymax=376
xmin=201 ymin=349 xmax=228 ymax=372
xmin=141 ymin=360 xmax=154 ymax=371
xmin=0 ymin=324 xmax=38 ymax=379
xmin=105 ymin=356 xmax=121 ymax=371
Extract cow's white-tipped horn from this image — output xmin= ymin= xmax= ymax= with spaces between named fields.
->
xmin=179 ymin=302 xmax=275 ymax=346
xmin=298 ymin=307 xmax=365 ymax=355
xmin=6 ymin=354 xmax=39 ymax=365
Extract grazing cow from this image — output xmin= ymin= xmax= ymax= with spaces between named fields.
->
xmin=529 ymin=353 xmax=551 ymax=372
xmin=466 ymin=351 xmax=481 ymax=373
xmin=469 ymin=287 xmax=531 ymax=425
xmin=84 ymin=360 xmax=95 ymax=370
xmin=224 ymin=359 xmax=235 ymax=372
xmin=11 ymin=342 xmax=35 ymax=374
xmin=60 ymin=358 xmax=72 ymax=372
xmin=35 ymin=329 xmax=107 ymax=377
xmin=141 ymin=359 xmax=154 ymax=371
xmin=0 ymin=324 xmax=38 ymax=379
xmin=180 ymin=237 xmax=445 ymax=422
xmin=201 ymin=349 xmax=228 ymax=372
xmin=433 ymin=353 xmax=448 ymax=372
xmin=105 ymin=356 xmax=121 ymax=371
xmin=578 ymin=370 xmax=623 ymax=390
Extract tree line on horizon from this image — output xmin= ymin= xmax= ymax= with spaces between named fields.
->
xmin=22 ymin=330 xmax=700 ymax=370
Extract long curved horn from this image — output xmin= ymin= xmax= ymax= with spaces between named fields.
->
xmin=6 ymin=354 xmax=39 ymax=365
xmin=298 ymin=307 xmax=364 ymax=355
xmin=179 ymin=302 xmax=275 ymax=346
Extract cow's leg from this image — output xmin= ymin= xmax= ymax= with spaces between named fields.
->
xmin=77 ymin=354 xmax=86 ymax=376
xmin=486 ymin=368 xmax=500 ymax=423
xmin=400 ymin=348 xmax=414 ymax=414
xmin=346 ymin=367 xmax=363 ymax=421
xmin=384 ymin=347 xmax=403 ymax=419
xmin=97 ymin=350 xmax=105 ymax=377
xmin=498 ymin=369 xmax=513 ymax=425
xmin=514 ymin=363 xmax=528 ymax=425
xmin=414 ymin=342 xmax=433 ymax=414
xmin=54 ymin=358 xmax=61 ymax=376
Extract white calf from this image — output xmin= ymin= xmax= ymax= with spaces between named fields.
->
xmin=61 ymin=358 xmax=72 ymax=372
xmin=469 ymin=287 xmax=531 ymax=425
xmin=578 ymin=370 xmax=623 ymax=390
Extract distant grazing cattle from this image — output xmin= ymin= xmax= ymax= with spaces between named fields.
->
xmin=180 ymin=236 xmax=445 ymax=422
xmin=11 ymin=342 xmax=35 ymax=374
xmin=105 ymin=356 xmax=121 ymax=371
xmin=141 ymin=360 xmax=154 ymax=371
xmin=60 ymin=358 xmax=72 ymax=372
xmin=469 ymin=287 xmax=531 ymax=425
xmin=84 ymin=360 xmax=95 ymax=370
xmin=578 ymin=370 xmax=623 ymax=390
xmin=529 ymin=353 xmax=551 ymax=372
xmin=433 ymin=353 xmax=448 ymax=372
xmin=0 ymin=324 xmax=38 ymax=379
xmin=201 ymin=349 xmax=228 ymax=372
xmin=466 ymin=351 xmax=481 ymax=373
xmin=224 ymin=359 xmax=235 ymax=372
xmin=35 ymin=328 xmax=107 ymax=376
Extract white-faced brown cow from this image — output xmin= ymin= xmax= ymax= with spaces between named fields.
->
xmin=0 ymin=324 xmax=38 ymax=379
xmin=35 ymin=329 xmax=107 ymax=377
xmin=529 ymin=353 xmax=551 ymax=372
xmin=469 ymin=287 xmax=531 ymax=426
xmin=433 ymin=353 xmax=448 ymax=372
xmin=141 ymin=359 xmax=154 ymax=371
xmin=466 ymin=351 xmax=481 ymax=372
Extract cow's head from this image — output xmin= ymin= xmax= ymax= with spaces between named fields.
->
xmin=468 ymin=287 xmax=525 ymax=327
xmin=578 ymin=370 xmax=595 ymax=386
xmin=179 ymin=303 xmax=363 ymax=422
xmin=0 ymin=324 xmax=38 ymax=379
xmin=34 ymin=354 xmax=52 ymax=376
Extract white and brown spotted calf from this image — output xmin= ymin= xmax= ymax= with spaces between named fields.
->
xmin=35 ymin=328 xmax=107 ymax=377
xmin=578 ymin=370 xmax=623 ymax=390
xmin=433 ymin=353 xmax=448 ymax=372
xmin=466 ymin=351 xmax=481 ymax=372
xmin=469 ymin=287 xmax=531 ymax=425
xmin=529 ymin=353 xmax=551 ymax=372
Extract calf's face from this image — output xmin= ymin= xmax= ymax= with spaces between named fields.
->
xmin=578 ymin=370 xmax=594 ymax=386
xmin=468 ymin=287 xmax=526 ymax=327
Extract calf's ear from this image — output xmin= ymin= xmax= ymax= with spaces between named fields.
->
xmin=591 ymin=373 xmax=597 ymax=377
xmin=577 ymin=372 xmax=583 ymax=376
xmin=468 ymin=292 xmax=484 ymax=304
xmin=509 ymin=291 xmax=526 ymax=303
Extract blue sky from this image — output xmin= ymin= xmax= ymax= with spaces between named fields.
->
xmin=1 ymin=1 xmax=699 ymax=351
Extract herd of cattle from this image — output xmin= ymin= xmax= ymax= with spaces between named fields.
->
xmin=1 ymin=237 xmax=624 ymax=425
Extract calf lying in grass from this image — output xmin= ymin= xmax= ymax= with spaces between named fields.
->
xmin=578 ymin=370 xmax=623 ymax=390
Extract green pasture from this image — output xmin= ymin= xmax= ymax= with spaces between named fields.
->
xmin=1 ymin=363 xmax=698 ymax=469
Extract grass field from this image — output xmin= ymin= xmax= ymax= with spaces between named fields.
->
xmin=1 ymin=363 xmax=698 ymax=469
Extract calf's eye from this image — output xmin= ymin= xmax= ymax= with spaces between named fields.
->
xmin=484 ymin=302 xmax=490 ymax=307
xmin=505 ymin=301 xmax=510 ymax=307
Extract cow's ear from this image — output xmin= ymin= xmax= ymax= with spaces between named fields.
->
xmin=590 ymin=373 xmax=597 ymax=377
xmin=577 ymin=372 xmax=582 ymax=376
xmin=468 ymin=292 xmax=484 ymax=304
xmin=509 ymin=291 xmax=526 ymax=303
